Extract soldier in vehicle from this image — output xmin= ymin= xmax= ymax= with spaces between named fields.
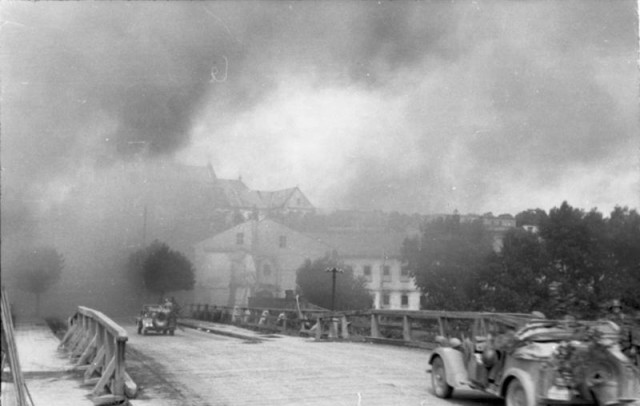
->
xmin=608 ymin=299 xmax=627 ymax=322
xmin=607 ymin=299 xmax=638 ymax=365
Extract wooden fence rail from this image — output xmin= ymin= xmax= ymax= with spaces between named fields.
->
xmin=58 ymin=306 xmax=137 ymax=404
xmin=1 ymin=287 xmax=34 ymax=406
xmin=187 ymin=303 xmax=534 ymax=348
xmin=187 ymin=303 xmax=328 ymax=335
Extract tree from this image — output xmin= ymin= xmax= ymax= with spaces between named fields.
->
xmin=515 ymin=208 xmax=548 ymax=228
xmin=13 ymin=246 xmax=64 ymax=316
xmin=476 ymin=228 xmax=552 ymax=313
xmin=403 ymin=216 xmax=494 ymax=310
xmin=296 ymin=255 xmax=372 ymax=311
xmin=129 ymin=240 xmax=195 ymax=301
xmin=602 ymin=207 xmax=640 ymax=309
xmin=537 ymin=202 xmax=611 ymax=317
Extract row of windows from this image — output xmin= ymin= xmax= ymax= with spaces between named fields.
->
xmin=381 ymin=293 xmax=410 ymax=307
xmin=235 ymin=233 xmax=287 ymax=248
xmin=362 ymin=265 xmax=411 ymax=281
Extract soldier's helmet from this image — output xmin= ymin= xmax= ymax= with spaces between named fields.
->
xmin=610 ymin=299 xmax=622 ymax=310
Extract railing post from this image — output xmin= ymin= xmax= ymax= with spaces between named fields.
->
xmin=329 ymin=317 xmax=338 ymax=338
xmin=370 ymin=313 xmax=380 ymax=338
xmin=402 ymin=315 xmax=411 ymax=341
xmin=437 ymin=317 xmax=447 ymax=337
xmin=340 ymin=315 xmax=349 ymax=339
xmin=315 ymin=317 xmax=322 ymax=340
xmin=113 ymin=338 xmax=126 ymax=396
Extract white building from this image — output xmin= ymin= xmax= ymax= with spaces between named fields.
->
xmin=308 ymin=231 xmax=421 ymax=310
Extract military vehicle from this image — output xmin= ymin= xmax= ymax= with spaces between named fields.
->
xmin=429 ymin=314 xmax=639 ymax=406
xmin=136 ymin=304 xmax=177 ymax=336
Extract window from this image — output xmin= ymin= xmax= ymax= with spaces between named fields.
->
xmin=236 ymin=232 xmax=244 ymax=245
xmin=382 ymin=293 xmax=390 ymax=306
xmin=363 ymin=265 xmax=372 ymax=280
xmin=401 ymin=294 xmax=409 ymax=307
xmin=279 ymin=235 xmax=287 ymax=248
xmin=400 ymin=267 xmax=410 ymax=281
xmin=382 ymin=265 xmax=391 ymax=281
xmin=263 ymin=264 xmax=271 ymax=277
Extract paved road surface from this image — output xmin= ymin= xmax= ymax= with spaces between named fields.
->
xmin=124 ymin=321 xmax=501 ymax=406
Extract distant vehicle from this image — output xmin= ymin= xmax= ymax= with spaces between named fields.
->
xmin=428 ymin=313 xmax=640 ymax=406
xmin=136 ymin=304 xmax=177 ymax=336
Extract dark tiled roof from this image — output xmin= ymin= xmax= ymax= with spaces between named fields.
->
xmin=254 ymin=188 xmax=298 ymax=209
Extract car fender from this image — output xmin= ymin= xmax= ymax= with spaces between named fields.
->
xmin=500 ymin=368 xmax=536 ymax=405
xmin=429 ymin=347 xmax=469 ymax=387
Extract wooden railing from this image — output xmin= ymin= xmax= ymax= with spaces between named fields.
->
xmin=1 ymin=287 xmax=34 ymax=406
xmin=58 ymin=306 xmax=137 ymax=402
xmin=187 ymin=303 xmax=534 ymax=347
xmin=187 ymin=303 xmax=328 ymax=335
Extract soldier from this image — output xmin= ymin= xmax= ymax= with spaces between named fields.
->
xmin=608 ymin=299 xmax=626 ymax=322
xmin=607 ymin=299 xmax=638 ymax=365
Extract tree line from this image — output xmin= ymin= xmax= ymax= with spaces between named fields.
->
xmin=403 ymin=202 xmax=640 ymax=319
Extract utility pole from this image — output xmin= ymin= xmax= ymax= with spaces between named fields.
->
xmin=142 ymin=205 xmax=148 ymax=246
xmin=325 ymin=267 xmax=343 ymax=311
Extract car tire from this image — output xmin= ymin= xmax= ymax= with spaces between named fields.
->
xmin=142 ymin=328 xmax=147 ymax=336
xmin=154 ymin=311 xmax=169 ymax=329
xmin=431 ymin=356 xmax=453 ymax=398
xmin=506 ymin=378 xmax=533 ymax=406
xmin=169 ymin=329 xmax=175 ymax=336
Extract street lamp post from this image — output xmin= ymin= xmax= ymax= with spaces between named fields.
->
xmin=325 ymin=267 xmax=343 ymax=311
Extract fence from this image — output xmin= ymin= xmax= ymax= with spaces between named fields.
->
xmin=187 ymin=303 xmax=328 ymax=335
xmin=1 ymin=287 xmax=34 ymax=406
xmin=58 ymin=306 xmax=137 ymax=403
xmin=187 ymin=303 xmax=534 ymax=347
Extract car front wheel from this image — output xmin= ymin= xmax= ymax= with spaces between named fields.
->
xmin=506 ymin=378 xmax=533 ymax=406
xmin=431 ymin=356 xmax=453 ymax=398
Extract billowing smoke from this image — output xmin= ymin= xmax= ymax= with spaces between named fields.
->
xmin=2 ymin=1 xmax=637 ymax=213
xmin=1 ymin=1 xmax=638 ymax=316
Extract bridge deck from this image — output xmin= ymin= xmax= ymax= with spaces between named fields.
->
xmin=123 ymin=320 xmax=496 ymax=406
xmin=5 ymin=319 xmax=498 ymax=406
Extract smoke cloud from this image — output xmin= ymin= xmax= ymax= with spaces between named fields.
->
xmin=1 ymin=0 xmax=637 ymax=318
xmin=2 ymin=1 xmax=637 ymax=215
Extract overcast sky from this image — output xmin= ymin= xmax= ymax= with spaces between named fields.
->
xmin=1 ymin=1 xmax=638 ymax=216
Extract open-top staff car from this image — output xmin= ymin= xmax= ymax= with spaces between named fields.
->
xmin=429 ymin=313 xmax=639 ymax=406
xmin=136 ymin=304 xmax=177 ymax=336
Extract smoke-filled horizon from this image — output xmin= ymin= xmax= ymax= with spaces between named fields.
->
xmin=2 ymin=1 xmax=639 ymax=217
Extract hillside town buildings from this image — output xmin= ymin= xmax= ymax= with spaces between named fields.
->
xmin=71 ymin=159 xmax=517 ymax=311
xmin=191 ymin=218 xmax=423 ymax=310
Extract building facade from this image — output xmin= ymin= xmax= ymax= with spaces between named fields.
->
xmin=192 ymin=219 xmax=332 ymax=307
xmin=192 ymin=220 xmax=423 ymax=310
xmin=308 ymin=231 xmax=421 ymax=310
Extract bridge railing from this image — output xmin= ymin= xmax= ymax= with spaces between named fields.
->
xmin=58 ymin=306 xmax=137 ymax=402
xmin=187 ymin=303 xmax=534 ymax=348
xmin=187 ymin=303 xmax=328 ymax=335
xmin=1 ymin=287 xmax=33 ymax=406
